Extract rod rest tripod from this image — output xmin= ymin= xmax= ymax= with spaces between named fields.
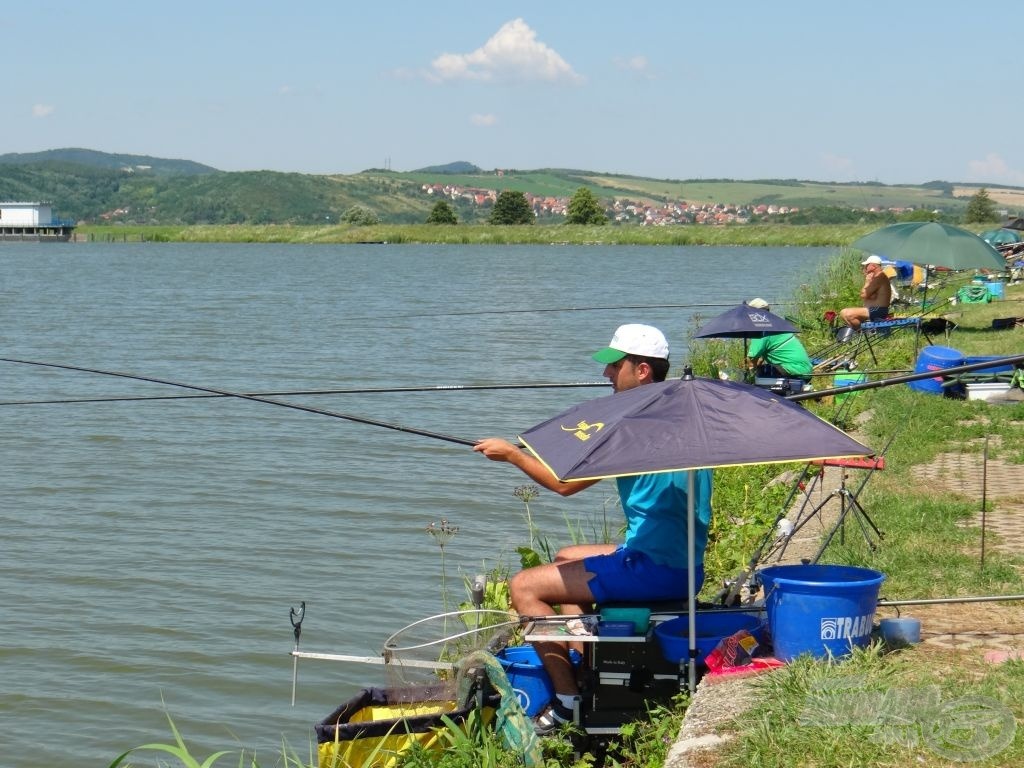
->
xmin=776 ymin=456 xmax=885 ymax=562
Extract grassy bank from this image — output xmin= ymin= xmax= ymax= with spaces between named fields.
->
xmin=76 ymin=222 xmax=881 ymax=247
xmin=704 ymin=281 xmax=1024 ymax=767
xmin=109 ymin=259 xmax=1024 ymax=767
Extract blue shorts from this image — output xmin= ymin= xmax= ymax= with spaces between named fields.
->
xmin=583 ymin=547 xmax=703 ymax=603
xmin=868 ymin=306 xmax=889 ymax=322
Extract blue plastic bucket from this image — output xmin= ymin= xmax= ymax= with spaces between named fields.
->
xmin=987 ymin=281 xmax=1005 ymax=300
xmin=879 ymin=617 xmax=921 ymax=648
xmin=759 ymin=564 xmax=885 ymax=662
xmin=496 ymin=645 xmax=580 ymax=716
xmin=654 ymin=612 xmax=763 ymax=665
xmin=908 ymin=346 xmax=965 ymax=394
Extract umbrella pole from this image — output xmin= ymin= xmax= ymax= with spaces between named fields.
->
xmin=687 ymin=472 xmax=697 ymax=695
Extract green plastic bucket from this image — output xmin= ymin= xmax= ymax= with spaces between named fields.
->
xmin=833 ymin=372 xmax=867 ymax=404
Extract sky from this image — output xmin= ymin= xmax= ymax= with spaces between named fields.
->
xmin=5 ymin=1 xmax=1023 ymax=186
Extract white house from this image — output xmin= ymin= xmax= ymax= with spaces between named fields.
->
xmin=0 ymin=202 xmax=54 ymax=225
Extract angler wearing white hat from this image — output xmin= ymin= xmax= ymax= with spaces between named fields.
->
xmin=472 ymin=323 xmax=712 ymax=734
xmin=840 ymin=254 xmax=892 ymax=330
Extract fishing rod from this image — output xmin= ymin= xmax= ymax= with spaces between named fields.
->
xmin=787 ymin=353 xmax=1024 ymax=402
xmin=0 ymin=380 xmax=609 ymax=407
xmin=357 ymin=300 xmax=755 ymax=323
xmin=346 ymin=297 xmax=854 ymax=325
xmin=807 ymin=368 xmax=911 ymax=378
xmin=0 ymin=356 xmax=478 ymax=447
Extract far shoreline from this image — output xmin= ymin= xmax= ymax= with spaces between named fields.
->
xmin=73 ymin=222 xmax=892 ymax=248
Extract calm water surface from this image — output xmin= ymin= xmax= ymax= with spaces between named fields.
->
xmin=0 ymin=243 xmax=834 ymax=765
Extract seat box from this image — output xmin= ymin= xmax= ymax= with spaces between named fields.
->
xmin=590 ymin=672 xmax=680 ymax=714
xmin=592 ymin=635 xmax=678 ymax=676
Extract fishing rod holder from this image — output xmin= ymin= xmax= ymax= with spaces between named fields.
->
xmin=773 ymin=457 xmax=885 ymax=563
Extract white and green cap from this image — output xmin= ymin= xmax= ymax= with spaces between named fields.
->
xmin=592 ymin=324 xmax=669 ymax=364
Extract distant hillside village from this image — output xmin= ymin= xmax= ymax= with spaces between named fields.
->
xmin=421 ymin=182 xmax=777 ymax=225
xmin=422 ymin=182 xmax=920 ymax=225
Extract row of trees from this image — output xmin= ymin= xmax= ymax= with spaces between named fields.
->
xmin=425 ymin=187 xmax=608 ymax=226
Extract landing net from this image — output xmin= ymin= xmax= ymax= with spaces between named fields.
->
xmin=379 ymin=609 xmax=518 ymax=693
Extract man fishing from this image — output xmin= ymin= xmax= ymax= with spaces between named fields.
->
xmin=839 ymin=254 xmax=892 ymax=330
xmin=743 ymin=298 xmax=813 ymax=381
xmin=474 ymin=323 xmax=712 ymax=733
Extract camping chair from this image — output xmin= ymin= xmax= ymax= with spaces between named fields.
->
xmin=859 ymin=315 xmax=934 ymax=365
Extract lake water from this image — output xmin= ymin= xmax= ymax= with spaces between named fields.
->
xmin=0 ymin=243 xmax=834 ymax=765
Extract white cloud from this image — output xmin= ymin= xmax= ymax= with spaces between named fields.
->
xmin=429 ymin=18 xmax=583 ymax=84
xmin=470 ymin=113 xmax=498 ymax=127
xmin=967 ymin=152 xmax=1024 ymax=185
xmin=613 ymin=55 xmax=650 ymax=73
xmin=32 ymin=103 xmax=54 ymax=118
xmin=612 ymin=55 xmax=654 ymax=80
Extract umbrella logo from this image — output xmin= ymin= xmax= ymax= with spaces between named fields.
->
xmin=747 ymin=311 xmax=771 ymax=323
xmin=560 ymin=420 xmax=604 ymax=441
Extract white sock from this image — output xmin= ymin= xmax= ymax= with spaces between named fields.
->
xmin=555 ymin=693 xmax=578 ymax=711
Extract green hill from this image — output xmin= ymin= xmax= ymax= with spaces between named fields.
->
xmin=0 ymin=149 xmax=1007 ymax=226
xmin=0 ymin=147 xmax=217 ymax=176
xmin=411 ymin=161 xmax=482 ymax=174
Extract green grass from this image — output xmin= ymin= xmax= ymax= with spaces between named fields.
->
xmin=718 ymin=645 xmax=1024 ymax=767
xmin=77 ymin=222 xmax=890 ymax=246
xmin=705 ymin=281 xmax=1024 ymax=767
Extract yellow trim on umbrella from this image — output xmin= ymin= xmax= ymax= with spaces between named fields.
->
xmin=519 ymin=435 xmax=871 ymax=483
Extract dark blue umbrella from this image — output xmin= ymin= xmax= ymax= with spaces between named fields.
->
xmin=517 ymin=374 xmax=872 ymax=692
xmin=692 ymin=304 xmax=798 ymax=339
xmin=518 ymin=376 xmax=869 ymax=482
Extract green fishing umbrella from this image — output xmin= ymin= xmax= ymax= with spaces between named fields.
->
xmin=980 ymin=229 xmax=1021 ymax=247
xmin=851 ymin=222 xmax=1004 ymax=271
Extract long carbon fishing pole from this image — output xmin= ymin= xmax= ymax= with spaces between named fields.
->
xmin=0 ymin=380 xmax=608 ymax=407
xmin=0 ymin=356 xmax=479 ymax=447
xmin=354 ymin=300 xmax=757 ymax=323
xmin=787 ymin=353 xmax=1024 ymax=402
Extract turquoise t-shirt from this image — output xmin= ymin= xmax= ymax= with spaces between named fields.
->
xmin=615 ymin=469 xmax=713 ymax=569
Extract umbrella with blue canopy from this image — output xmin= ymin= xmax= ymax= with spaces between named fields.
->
xmin=692 ymin=303 xmax=801 ymax=381
xmin=517 ymin=372 xmax=873 ymax=692
xmin=692 ymin=304 xmax=799 ymax=339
